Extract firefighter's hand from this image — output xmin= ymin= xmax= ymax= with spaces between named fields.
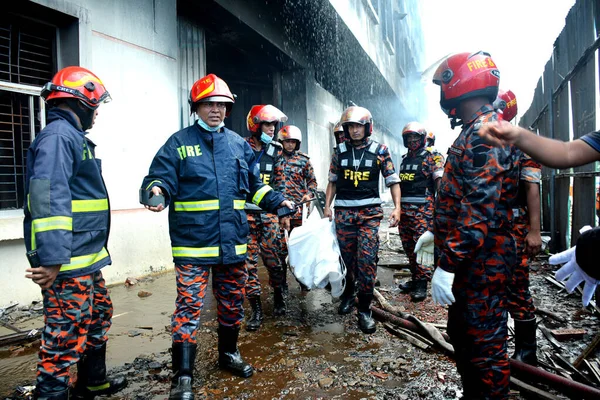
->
xmin=388 ymin=208 xmax=401 ymax=228
xmin=323 ymin=206 xmax=333 ymax=221
xmin=525 ymin=229 xmax=542 ymax=257
xmin=431 ymin=267 xmax=455 ymax=306
xmin=478 ymin=120 xmax=521 ymax=147
xmin=145 ymin=186 xmax=165 ymax=212
xmin=300 ymin=193 xmax=313 ymax=203
xmin=550 ymin=225 xmax=599 ymax=306
xmin=25 ymin=265 xmax=61 ymax=289
xmin=415 ymin=231 xmax=435 ymax=266
xmin=279 ymin=216 xmax=291 ymax=231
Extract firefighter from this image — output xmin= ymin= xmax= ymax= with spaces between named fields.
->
xmin=494 ymin=89 xmax=542 ymax=366
xmin=431 ymin=51 xmax=519 ymax=399
xmin=243 ymin=105 xmax=290 ymax=331
xmin=397 ymin=122 xmax=444 ymax=302
xmin=426 ymin=131 xmax=445 ymax=165
xmin=273 ymin=125 xmax=318 ymax=292
xmin=324 ymin=106 xmax=401 ymax=334
xmin=333 ymin=120 xmax=346 ymax=146
xmin=479 ymin=105 xmax=600 ymax=307
xmin=141 ymin=75 xmax=292 ymax=399
xmin=23 ymin=66 xmax=127 ymax=399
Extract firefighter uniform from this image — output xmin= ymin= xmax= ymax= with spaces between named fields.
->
xmin=434 ymin=105 xmax=519 ymax=399
xmin=331 ymin=140 xmax=401 ymax=295
xmin=141 ymin=123 xmax=285 ymax=341
xmin=399 ymin=148 xmax=444 ymax=286
xmin=507 ymin=152 xmax=541 ymax=321
xmin=23 ymin=108 xmax=117 ymax=396
xmin=244 ymin=138 xmax=287 ymax=296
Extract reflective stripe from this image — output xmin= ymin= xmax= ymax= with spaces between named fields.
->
xmin=172 ymin=246 xmax=220 ymax=258
xmin=145 ymin=180 xmax=162 ymax=190
xmin=60 ymin=248 xmax=109 ymax=272
xmin=32 ymin=216 xmax=73 ymax=233
xmin=233 ymin=200 xmax=245 ymax=210
xmin=235 ymin=244 xmax=247 ymax=255
xmin=72 ymin=199 xmax=108 ymax=212
xmin=31 ymin=216 xmax=73 ymax=250
xmin=252 ymin=185 xmax=272 ymax=205
xmin=86 ymin=382 xmax=110 ymax=391
xmin=334 ymin=197 xmax=382 ymax=207
xmin=401 ymin=196 xmax=428 ymax=204
xmin=174 ymin=200 xmax=219 ymax=212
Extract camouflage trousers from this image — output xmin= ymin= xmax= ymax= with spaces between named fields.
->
xmin=335 ymin=206 xmax=383 ymax=294
xmin=447 ymin=231 xmax=516 ymax=400
xmin=399 ymin=202 xmax=434 ymax=281
xmin=245 ymin=212 xmax=285 ymax=297
xmin=37 ymin=271 xmax=112 ymax=393
xmin=172 ymin=262 xmax=247 ymax=343
xmin=507 ymin=210 xmax=536 ymax=320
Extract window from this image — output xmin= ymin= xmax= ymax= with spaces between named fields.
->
xmin=0 ymin=14 xmax=55 ymax=210
xmin=381 ymin=0 xmax=394 ymax=54
xmin=362 ymin=0 xmax=380 ymax=24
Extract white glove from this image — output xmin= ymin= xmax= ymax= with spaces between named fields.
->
xmin=431 ymin=267 xmax=455 ymax=306
xmin=550 ymin=226 xmax=599 ymax=306
xmin=414 ymin=231 xmax=435 ymax=267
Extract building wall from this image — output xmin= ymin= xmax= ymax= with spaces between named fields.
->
xmin=0 ymin=0 xmax=179 ymax=305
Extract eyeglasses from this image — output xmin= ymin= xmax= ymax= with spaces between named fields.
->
xmin=201 ymin=102 xmax=227 ymax=110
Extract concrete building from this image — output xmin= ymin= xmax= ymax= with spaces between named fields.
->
xmin=0 ymin=0 xmax=425 ymax=304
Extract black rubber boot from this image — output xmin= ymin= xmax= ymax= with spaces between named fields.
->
xmin=168 ymin=342 xmax=196 ymax=400
xmin=357 ymin=293 xmax=376 ymax=334
xmin=218 ymin=325 xmax=253 ymax=378
xmin=72 ymin=344 xmax=127 ymax=399
xmin=273 ymin=287 xmax=287 ymax=317
xmin=246 ymin=296 xmax=263 ymax=331
xmin=338 ymin=279 xmax=356 ymax=315
xmin=398 ymin=280 xmax=414 ymax=293
xmin=512 ymin=318 xmax=538 ymax=366
xmin=410 ymin=280 xmax=428 ymax=302
xmin=33 ymin=388 xmax=69 ymax=400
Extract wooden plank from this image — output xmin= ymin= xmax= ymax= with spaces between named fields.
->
xmin=553 ymin=353 xmax=596 ymax=387
xmin=550 ymin=328 xmax=587 ymax=341
xmin=510 ymin=376 xmax=562 ymax=400
xmin=384 ymin=323 xmax=430 ymax=351
xmin=0 ymin=328 xmax=41 ymax=347
xmin=573 ymin=332 xmax=600 ymax=368
xmin=540 ymin=326 xmax=563 ymax=350
xmin=583 ymin=360 xmax=600 ymax=385
xmin=536 ymin=308 xmax=567 ymax=323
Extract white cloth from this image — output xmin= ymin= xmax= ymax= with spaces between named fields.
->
xmin=415 ymin=231 xmax=435 ymax=267
xmin=550 ymin=226 xmax=599 ymax=306
xmin=431 ymin=268 xmax=455 ymax=306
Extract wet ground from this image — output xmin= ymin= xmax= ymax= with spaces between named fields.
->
xmin=2 ymin=208 xmax=599 ymax=399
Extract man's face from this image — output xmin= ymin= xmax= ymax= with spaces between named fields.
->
xmin=282 ymin=139 xmax=297 ymax=152
xmin=345 ymin=122 xmax=366 ymax=142
xmin=90 ymin=108 xmax=99 ymax=129
xmin=197 ymin=101 xmax=226 ymax=127
xmin=261 ymin=122 xmax=277 ymax=136
xmin=406 ymin=133 xmax=422 ymax=151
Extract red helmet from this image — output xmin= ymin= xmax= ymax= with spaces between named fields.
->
xmin=432 ymin=51 xmax=500 ymax=116
xmin=426 ymin=131 xmax=435 ymax=145
xmin=401 ymin=122 xmax=427 ymax=150
xmin=278 ymin=125 xmax=302 ymax=150
xmin=41 ymin=66 xmax=111 ymax=109
xmin=494 ymin=89 xmax=518 ymax=122
xmin=189 ymin=74 xmax=235 ymax=116
xmin=246 ymin=105 xmax=288 ymax=133
xmin=340 ymin=106 xmax=373 ymax=136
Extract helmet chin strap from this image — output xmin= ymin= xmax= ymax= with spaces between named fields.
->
xmin=66 ymin=99 xmax=95 ymax=131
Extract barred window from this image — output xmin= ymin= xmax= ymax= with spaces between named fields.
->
xmin=0 ymin=14 xmax=55 ymax=210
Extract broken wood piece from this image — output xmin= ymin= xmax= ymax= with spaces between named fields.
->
xmin=392 ymin=270 xmax=412 ymax=278
xmin=510 ymin=376 xmax=561 ymax=400
xmin=373 ymin=289 xmax=406 ymax=318
xmin=0 ymin=328 xmax=41 ymax=347
xmin=535 ymin=308 xmax=567 ymax=323
xmin=553 ymin=353 xmax=596 ymax=387
xmin=544 ymin=275 xmax=566 ymax=290
xmin=550 ymin=328 xmax=586 ymax=341
xmin=0 ymin=319 xmax=22 ymax=333
xmin=583 ymin=360 xmax=600 ymax=386
xmin=384 ymin=323 xmax=431 ymax=351
xmin=540 ymin=326 xmax=563 ymax=350
xmin=573 ymin=332 xmax=600 ymax=369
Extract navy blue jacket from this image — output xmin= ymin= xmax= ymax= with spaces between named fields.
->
xmin=23 ymin=108 xmax=111 ymax=278
xmin=141 ymin=123 xmax=285 ymax=265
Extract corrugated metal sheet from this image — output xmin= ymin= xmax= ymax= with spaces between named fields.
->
xmin=178 ymin=17 xmax=206 ymax=129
